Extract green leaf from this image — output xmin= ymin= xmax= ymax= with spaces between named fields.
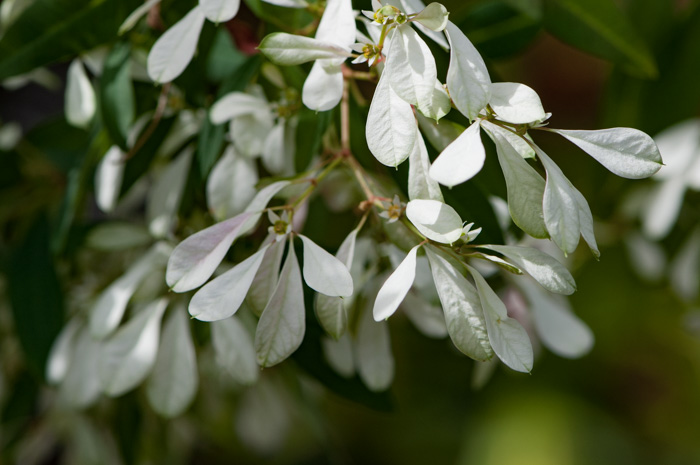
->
xmin=99 ymin=42 xmax=135 ymax=151
xmin=6 ymin=215 xmax=65 ymax=379
xmin=459 ymin=2 xmax=541 ymax=59
xmin=0 ymin=0 xmax=141 ymax=80
xmin=197 ymin=56 xmax=261 ymax=179
xmin=542 ymin=0 xmax=657 ymax=78
xmin=295 ymin=108 xmax=333 ymax=172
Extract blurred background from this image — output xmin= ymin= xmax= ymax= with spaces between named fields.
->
xmin=2 ymin=0 xmax=700 ymax=464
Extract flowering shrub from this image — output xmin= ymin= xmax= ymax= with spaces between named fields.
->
xmin=0 ymin=0 xmax=672 ymax=460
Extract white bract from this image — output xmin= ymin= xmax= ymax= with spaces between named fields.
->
xmin=405 ymin=199 xmax=463 ymax=244
xmin=78 ymin=0 xmax=668 ymax=408
xmin=65 ymin=59 xmax=96 ymax=128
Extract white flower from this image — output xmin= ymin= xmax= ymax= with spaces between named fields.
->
xmin=268 ymin=211 xmax=292 ymax=241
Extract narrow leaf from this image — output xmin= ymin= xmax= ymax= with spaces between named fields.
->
xmin=147 ymin=6 xmax=206 ymax=83
xmin=188 ymin=245 xmax=269 ymax=321
xmin=247 ymin=235 xmax=286 ymax=316
xmin=298 ymin=235 xmax=353 ymax=297
xmin=356 ymin=301 xmax=394 ymax=392
xmin=207 ymin=145 xmax=258 ymax=220
xmin=99 ymin=298 xmax=168 ymax=396
xmin=165 ymin=211 xmax=255 ymax=292
xmin=519 ymin=280 xmax=593 ymax=358
xmin=373 ymin=245 xmax=420 ymax=321
xmin=302 ymin=60 xmax=343 ymax=111
xmin=480 ymin=244 xmax=576 ymax=295
xmin=366 ymin=70 xmax=416 ymax=167
xmin=147 ymin=146 xmax=193 ymax=238
xmin=387 ymin=25 xmax=449 ymax=120
xmin=258 ymin=33 xmax=352 ymax=66
xmin=536 ymin=146 xmax=582 ymax=256
xmin=467 ymin=265 xmax=533 ymax=372
xmin=65 ymin=59 xmax=96 ymax=128
xmin=481 ymin=121 xmax=548 ymax=238
xmin=425 ymin=246 xmax=493 ymax=360
xmin=550 ymin=128 xmax=662 ymax=179
xmin=212 ymin=316 xmax=259 ymax=385
xmin=90 ymin=242 xmax=171 ymax=339
xmin=210 ymin=92 xmax=269 ymax=124
xmin=445 ymin=21 xmax=491 ymax=121
xmin=94 ymin=145 xmax=125 ymax=213
xmin=255 ymin=240 xmax=306 ymax=367
xmin=146 ymin=306 xmax=198 ymax=417
xmin=46 ymin=318 xmax=81 ymax=385
xmin=408 ymin=128 xmax=443 ymax=202
xmin=315 ymin=228 xmax=359 ymax=338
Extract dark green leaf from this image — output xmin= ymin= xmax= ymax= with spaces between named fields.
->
xmin=542 ymin=0 xmax=657 ymax=78
xmin=99 ymin=42 xmax=135 ymax=151
xmin=197 ymin=56 xmax=262 ymax=178
xmin=0 ymin=0 xmax=141 ymax=80
xmin=295 ymin=108 xmax=333 ymax=172
xmin=6 ymin=215 xmax=65 ymax=379
xmin=459 ymin=2 xmax=541 ymax=59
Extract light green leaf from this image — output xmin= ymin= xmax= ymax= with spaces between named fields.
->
xmin=46 ymin=317 xmax=81 ymax=385
xmin=119 ymin=0 xmax=161 ymax=35
xmin=550 ymin=128 xmax=662 ymax=179
xmin=147 ymin=6 xmax=205 ymax=83
xmin=481 ymin=121 xmax=548 ymax=238
xmin=518 ymin=279 xmax=593 ymax=359
xmin=315 ymin=228 xmax=358 ymax=338
xmin=402 ymin=291 xmax=448 ymax=338
xmin=147 ymin=146 xmax=193 ymax=238
xmin=65 ymin=59 xmax=95 ymax=128
xmin=257 ymin=32 xmax=352 ymax=65
xmin=356 ymin=300 xmax=394 ymax=392
xmin=425 ymin=246 xmax=492 ymax=360
xmin=166 ymin=211 xmax=255 ymax=292
xmin=99 ymin=298 xmax=168 ymax=396
xmin=300 ymin=234 xmax=354 ymax=297
xmin=247 ymin=235 xmax=286 ymax=316
xmin=90 ymin=242 xmax=171 ymax=339
xmin=58 ymin=326 xmax=102 ymax=409
xmin=255 ymin=239 xmax=306 ymax=367
xmin=189 ymin=245 xmax=269 ymax=321
xmin=207 ymin=145 xmax=258 ymax=220
xmin=94 ymin=145 xmax=125 ymax=213
xmin=408 ymin=128 xmax=443 ymax=202
xmin=366 ymin=70 xmax=416 ymax=167
xmin=387 ymin=25 xmax=450 ymax=120
xmin=467 ymin=265 xmax=533 ymax=373
xmin=535 ymin=146 xmax=582 ymax=256
xmin=322 ymin=334 xmax=355 ymax=378
xmin=480 ymin=244 xmax=576 ymax=295
xmin=146 ymin=306 xmax=198 ymax=417
xmin=212 ymin=316 xmax=259 ymax=385
xmin=444 ymin=21 xmax=491 ymax=121
xmin=210 ymin=92 xmax=268 ymax=124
